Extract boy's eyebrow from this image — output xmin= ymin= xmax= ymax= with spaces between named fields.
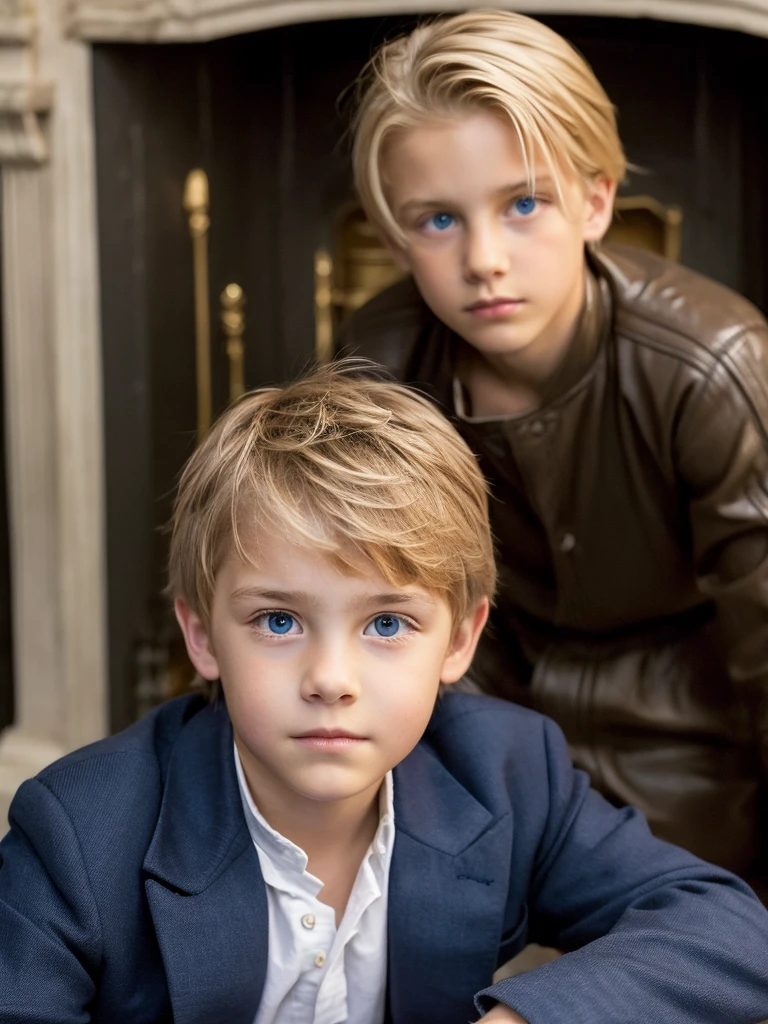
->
xmin=230 ymin=587 xmax=314 ymax=605
xmin=397 ymin=177 xmax=555 ymax=217
xmin=228 ymin=587 xmax=434 ymax=609
xmin=361 ymin=591 xmax=436 ymax=608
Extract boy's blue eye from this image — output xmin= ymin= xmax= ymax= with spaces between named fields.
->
xmin=427 ymin=212 xmax=454 ymax=231
xmin=267 ymin=612 xmax=294 ymax=635
xmin=366 ymin=615 xmax=400 ymax=638
xmin=514 ymin=196 xmax=537 ymax=216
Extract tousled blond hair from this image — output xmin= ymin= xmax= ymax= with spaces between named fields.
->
xmin=168 ymin=360 xmax=495 ymax=631
xmin=352 ymin=9 xmax=626 ymax=243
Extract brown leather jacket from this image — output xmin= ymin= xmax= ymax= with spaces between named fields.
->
xmin=341 ymin=244 xmax=768 ymax=879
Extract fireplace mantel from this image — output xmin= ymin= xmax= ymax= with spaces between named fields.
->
xmin=0 ymin=0 xmax=34 ymax=41
xmin=65 ymin=0 xmax=768 ymax=42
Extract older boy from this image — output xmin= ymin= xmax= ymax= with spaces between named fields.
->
xmin=342 ymin=10 xmax=768 ymax=885
xmin=0 ymin=361 xmax=767 ymax=1023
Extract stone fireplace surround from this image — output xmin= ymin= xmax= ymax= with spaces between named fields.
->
xmin=0 ymin=0 xmax=767 ymax=823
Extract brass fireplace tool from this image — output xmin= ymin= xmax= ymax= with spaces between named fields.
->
xmin=158 ymin=172 xmax=246 ymax=714
xmin=184 ymin=169 xmax=249 ymax=436
xmin=183 ymin=169 xmax=212 ymax=442
xmin=314 ymin=249 xmax=334 ymax=364
xmin=220 ymin=282 xmax=246 ymax=402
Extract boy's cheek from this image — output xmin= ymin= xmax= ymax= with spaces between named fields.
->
xmin=380 ymin=233 xmax=412 ymax=272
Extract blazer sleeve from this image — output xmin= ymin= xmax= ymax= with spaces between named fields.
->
xmin=475 ymin=718 xmax=768 ymax=1023
xmin=0 ymin=778 xmax=100 ymax=1022
xmin=672 ymin=321 xmax=768 ymax=769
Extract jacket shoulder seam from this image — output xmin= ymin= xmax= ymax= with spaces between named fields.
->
xmin=39 ymin=747 xmax=158 ymax=783
xmin=31 ymin=776 xmax=105 ymax=967
xmin=617 ymin=315 xmax=768 ymax=374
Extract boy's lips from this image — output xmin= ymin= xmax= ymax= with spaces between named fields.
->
xmin=292 ymin=728 xmax=368 ymax=750
xmin=294 ymin=728 xmax=365 ymax=739
xmin=465 ymin=298 xmax=524 ymax=318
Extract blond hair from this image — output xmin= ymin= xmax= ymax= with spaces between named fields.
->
xmin=352 ymin=9 xmax=626 ymax=243
xmin=168 ymin=360 xmax=495 ymax=631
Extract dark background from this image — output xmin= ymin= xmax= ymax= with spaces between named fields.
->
xmin=91 ymin=14 xmax=768 ymax=731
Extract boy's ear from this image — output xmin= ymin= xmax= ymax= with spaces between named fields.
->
xmin=440 ymin=596 xmax=490 ymax=685
xmin=582 ymin=175 xmax=617 ymax=243
xmin=174 ymin=598 xmax=220 ymax=681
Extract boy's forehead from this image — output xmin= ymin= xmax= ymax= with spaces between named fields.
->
xmin=219 ymin=529 xmax=431 ymax=601
xmin=213 ymin=543 xmax=452 ymax=624
xmin=382 ymin=111 xmax=559 ymax=200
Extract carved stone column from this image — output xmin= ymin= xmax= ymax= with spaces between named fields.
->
xmin=0 ymin=0 xmax=108 ymax=826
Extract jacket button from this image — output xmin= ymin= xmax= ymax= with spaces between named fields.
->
xmin=314 ymin=952 xmax=326 ymax=968
xmin=301 ymin=914 xmax=316 ymax=929
xmin=559 ymin=532 xmax=576 ymax=553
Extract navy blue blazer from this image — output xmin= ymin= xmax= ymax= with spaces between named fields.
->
xmin=1 ymin=691 xmax=767 ymax=1023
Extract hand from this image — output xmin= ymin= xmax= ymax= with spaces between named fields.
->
xmin=480 ymin=1005 xmax=529 ymax=1023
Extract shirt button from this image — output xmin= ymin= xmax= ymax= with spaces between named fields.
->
xmin=529 ymin=420 xmax=545 ymax=437
xmin=314 ymin=952 xmax=326 ymax=968
xmin=301 ymin=913 xmax=316 ymax=930
xmin=559 ymin=532 xmax=576 ymax=553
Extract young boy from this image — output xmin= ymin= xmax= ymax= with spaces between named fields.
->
xmin=1 ymin=361 xmax=767 ymax=1023
xmin=342 ymin=10 xmax=768 ymax=888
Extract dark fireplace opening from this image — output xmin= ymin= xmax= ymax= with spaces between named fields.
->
xmin=93 ymin=13 xmax=768 ymax=731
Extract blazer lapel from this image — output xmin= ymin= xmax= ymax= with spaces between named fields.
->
xmin=387 ymin=742 xmax=512 ymax=1024
xmin=143 ymin=702 xmax=268 ymax=1024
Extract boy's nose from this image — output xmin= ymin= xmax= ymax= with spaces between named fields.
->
xmin=463 ymin=224 xmax=510 ymax=281
xmin=300 ymin=643 xmax=360 ymax=704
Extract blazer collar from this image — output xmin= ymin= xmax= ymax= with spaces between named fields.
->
xmin=144 ymin=699 xmax=249 ymax=892
xmin=143 ymin=700 xmax=267 ymax=1024
xmin=387 ymin=738 xmax=513 ymax=1023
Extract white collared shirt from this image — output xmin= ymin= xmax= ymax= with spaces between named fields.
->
xmin=234 ymin=747 xmax=395 ymax=1024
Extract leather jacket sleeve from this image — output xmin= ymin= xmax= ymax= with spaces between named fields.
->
xmin=674 ymin=319 xmax=768 ymax=766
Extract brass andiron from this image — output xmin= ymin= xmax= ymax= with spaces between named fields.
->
xmin=220 ymin=283 xmax=246 ymax=403
xmin=313 ymin=209 xmax=406 ymax=358
xmin=183 ymin=169 xmax=212 ymax=443
xmin=314 ymin=249 xmax=334 ymax=364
